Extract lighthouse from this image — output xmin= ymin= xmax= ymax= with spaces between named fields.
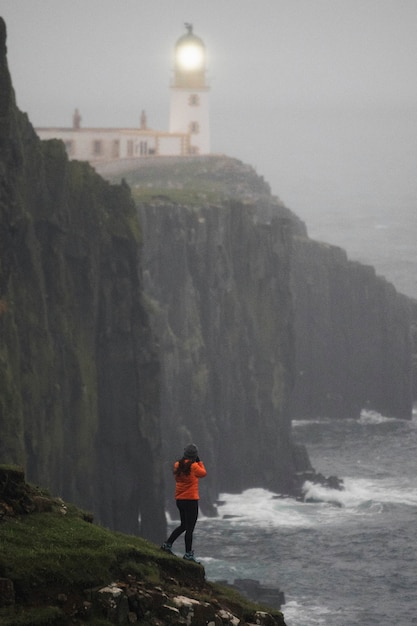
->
xmin=169 ymin=23 xmax=210 ymax=155
xmin=36 ymin=24 xmax=211 ymax=161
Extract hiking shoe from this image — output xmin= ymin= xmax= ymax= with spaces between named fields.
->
xmin=161 ymin=542 xmax=174 ymax=555
xmin=183 ymin=550 xmax=201 ymax=564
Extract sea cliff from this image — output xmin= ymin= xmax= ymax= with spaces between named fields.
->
xmin=0 ymin=18 xmax=165 ymax=542
xmin=290 ymin=235 xmax=413 ymax=419
xmin=99 ymin=155 xmax=414 ymax=512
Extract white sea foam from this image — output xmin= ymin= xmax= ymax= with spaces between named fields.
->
xmin=203 ymin=474 xmax=417 ymax=533
xmin=292 ymin=418 xmax=334 ymax=427
xmin=359 ymin=409 xmax=399 ymax=425
xmin=198 ymin=412 xmax=417 ymax=626
xmin=213 ymin=488 xmax=317 ymax=528
xmin=303 ymin=476 xmax=417 ymax=513
xmin=293 ymin=410 xmax=411 ymax=427
xmin=283 ymin=599 xmax=334 ymax=626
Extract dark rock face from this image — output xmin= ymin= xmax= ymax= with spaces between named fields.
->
xmin=290 ymin=236 xmax=413 ymax=419
xmin=139 ymin=199 xmax=302 ymax=502
xmin=228 ymin=578 xmax=285 ymax=610
xmin=104 ymin=152 xmax=415 ymax=508
xmin=0 ymin=19 xmax=165 ymax=541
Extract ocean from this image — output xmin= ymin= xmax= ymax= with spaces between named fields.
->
xmin=167 ymin=409 xmax=417 ymax=625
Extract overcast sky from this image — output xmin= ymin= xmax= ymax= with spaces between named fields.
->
xmin=1 ymin=1 xmax=416 ymax=237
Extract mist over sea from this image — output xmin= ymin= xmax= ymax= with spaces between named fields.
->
xmin=167 ymin=409 xmax=417 ymax=626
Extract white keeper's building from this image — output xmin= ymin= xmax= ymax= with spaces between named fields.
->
xmin=36 ymin=24 xmax=210 ymax=163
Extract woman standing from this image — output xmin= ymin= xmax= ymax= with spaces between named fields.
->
xmin=161 ymin=444 xmax=207 ymax=563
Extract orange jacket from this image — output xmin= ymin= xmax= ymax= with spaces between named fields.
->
xmin=174 ymin=460 xmax=207 ymax=500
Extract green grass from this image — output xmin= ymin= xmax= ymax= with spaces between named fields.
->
xmin=0 ymin=507 xmax=286 ymax=624
xmin=0 ymin=506 xmax=162 ymax=599
xmin=131 ymin=186 xmax=228 ymax=207
xmin=102 ymin=155 xmax=261 ymax=207
xmin=0 ymin=465 xmax=286 ymax=625
xmin=0 ymin=502 xmax=171 ymax=625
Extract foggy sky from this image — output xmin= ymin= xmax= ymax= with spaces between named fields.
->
xmin=2 ymin=1 xmax=417 ymax=282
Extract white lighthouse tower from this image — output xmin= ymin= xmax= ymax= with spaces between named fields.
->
xmin=169 ymin=23 xmax=210 ymax=155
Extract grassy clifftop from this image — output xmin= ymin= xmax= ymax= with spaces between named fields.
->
xmin=95 ymin=155 xmax=273 ymax=204
xmin=0 ymin=466 xmax=286 ymax=626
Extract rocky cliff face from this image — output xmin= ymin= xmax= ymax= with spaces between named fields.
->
xmin=100 ymin=155 xmax=414 ymax=511
xmin=290 ymin=236 xmax=413 ymax=419
xmin=139 ymin=198 xmax=301 ymax=503
xmin=0 ymin=19 xmax=165 ymax=542
xmin=98 ymin=157 xmax=313 ymax=505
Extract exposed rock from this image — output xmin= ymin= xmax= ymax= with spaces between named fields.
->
xmin=172 ymin=594 xmax=216 ymax=625
xmin=89 ymin=580 xmax=286 ymax=625
xmin=222 ymin=579 xmax=285 ymax=612
xmin=159 ymin=603 xmax=184 ymax=623
xmin=217 ymin=608 xmax=241 ymax=625
xmin=251 ymin=611 xmax=280 ymax=626
xmin=0 ymin=465 xmax=67 ymax=517
xmin=97 ymin=583 xmax=129 ymax=623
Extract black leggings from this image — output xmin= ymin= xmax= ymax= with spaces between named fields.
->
xmin=167 ymin=499 xmax=199 ymax=553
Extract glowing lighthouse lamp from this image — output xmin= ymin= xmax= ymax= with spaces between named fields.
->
xmin=176 ymin=40 xmax=204 ymax=71
xmin=169 ymin=23 xmax=210 ymax=155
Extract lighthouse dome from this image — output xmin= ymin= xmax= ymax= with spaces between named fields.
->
xmin=173 ymin=24 xmax=207 ymax=84
xmin=175 ymin=24 xmax=205 ymax=50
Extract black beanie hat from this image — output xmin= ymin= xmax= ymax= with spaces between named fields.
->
xmin=184 ymin=443 xmax=198 ymax=459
